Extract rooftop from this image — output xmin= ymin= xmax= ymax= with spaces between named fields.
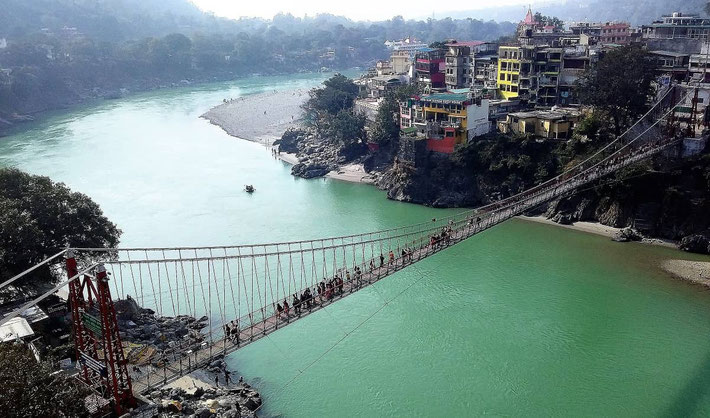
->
xmin=421 ymin=93 xmax=469 ymax=103
xmin=509 ymin=108 xmax=581 ymax=120
xmin=650 ymin=50 xmax=690 ymax=58
xmin=446 ymin=41 xmax=485 ymax=47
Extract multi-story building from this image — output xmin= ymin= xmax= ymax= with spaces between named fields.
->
xmin=498 ymin=42 xmax=595 ymax=107
xmin=689 ymin=42 xmax=710 ymax=82
xmin=385 ymin=37 xmax=429 ymax=53
xmin=642 ymin=13 xmax=710 ymax=40
xmin=534 ymin=46 xmax=563 ymax=107
xmin=649 ymin=50 xmax=690 ymax=81
xmin=569 ymin=22 xmax=602 ymax=43
xmin=497 ymin=45 xmax=535 ymax=101
xmin=415 ymin=48 xmax=446 ymax=91
xmin=558 ymin=45 xmax=595 ymax=106
xmin=445 ymin=43 xmax=472 ymax=90
xmin=390 ymin=50 xmax=412 ymax=74
xmin=473 ymin=54 xmax=498 ymax=92
xmin=600 ymin=22 xmax=631 ymax=45
xmin=399 ymin=93 xmax=491 ymax=153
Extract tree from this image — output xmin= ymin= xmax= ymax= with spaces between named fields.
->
xmin=370 ymin=94 xmax=400 ymax=144
xmin=534 ymin=13 xmax=564 ymax=29
xmin=328 ymin=110 xmax=366 ymax=145
xmin=0 ymin=168 xmax=121 ymax=288
xmin=0 ymin=343 xmax=90 ymax=417
xmin=578 ymin=45 xmax=655 ymax=136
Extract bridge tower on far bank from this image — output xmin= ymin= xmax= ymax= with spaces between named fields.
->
xmin=66 ymin=251 xmax=135 ymax=415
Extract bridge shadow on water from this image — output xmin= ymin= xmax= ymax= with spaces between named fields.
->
xmin=661 ymin=349 xmax=710 ymax=417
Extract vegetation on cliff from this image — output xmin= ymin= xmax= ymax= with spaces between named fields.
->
xmin=0 ymin=343 xmax=89 ymax=417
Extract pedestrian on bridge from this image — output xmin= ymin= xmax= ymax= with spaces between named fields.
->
xmin=276 ymin=302 xmax=284 ymax=319
xmin=388 ymin=250 xmax=394 ymax=265
xmin=283 ymin=300 xmax=290 ymax=316
xmin=293 ymin=294 xmax=301 ymax=315
xmin=380 ymin=253 xmax=385 ymax=267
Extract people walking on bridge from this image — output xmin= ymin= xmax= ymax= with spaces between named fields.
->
xmin=276 ymin=302 xmax=284 ymax=319
xmin=380 ymin=253 xmax=385 ymax=267
xmin=370 ymin=259 xmax=375 ymax=271
xmin=224 ymin=323 xmax=231 ymax=341
xmin=283 ymin=300 xmax=290 ymax=316
xmin=293 ymin=294 xmax=301 ymax=315
xmin=231 ymin=320 xmax=240 ymax=344
xmin=388 ymin=250 xmax=394 ymax=265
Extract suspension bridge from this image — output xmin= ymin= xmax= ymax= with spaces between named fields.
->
xmin=0 ymin=83 xmax=699 ymax=415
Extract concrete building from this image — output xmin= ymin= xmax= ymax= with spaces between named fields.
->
xmin=642 ymin=12 xmax=710 ymax=40
xmin=390 ymin=50 xmax=412 ymax=74
xmin=497 ymin=108 xmax=582 ymax=139
xmin=399 ymin=93 xmax=491 ymax=153
xmin=354 ymin=98 xmax=382 ymax=123
xmin=445 ymin=43 xmax=472 ymax=90
xmin=385 ymin=37 xmax=429 ymax=53
xmin=600 ymin=22 xmax=631 ymax=45
xmin=558 ymin=45 xmax=595 ymax=106
xmin=414 ymin=48 xmax=446 ymax=91
xmin=689 ymin=43 xmax=710 ymax=81
xmin=650 ymin=50 xmax=690 ymax=81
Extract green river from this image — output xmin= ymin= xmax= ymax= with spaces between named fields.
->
xmin=2 ymin=73 xmax=710 ymax=417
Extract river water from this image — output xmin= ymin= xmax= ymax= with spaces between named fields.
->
xmin=2 ymin=73 xmax=710 ymax=417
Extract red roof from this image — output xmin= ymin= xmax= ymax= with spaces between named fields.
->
xmin=522 ymin=8 xmax=537 ymax=25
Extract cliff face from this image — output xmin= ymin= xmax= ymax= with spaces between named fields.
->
xmin=375 ymin=136 xmax=710 ymax=254
xmin=376 ymin=135 xmax=559 ymax=208
xmin=544 ymin=154 xmax=710 ymax=250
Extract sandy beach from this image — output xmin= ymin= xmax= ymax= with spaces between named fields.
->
xmin=203 ymin=89 xmax=374 ymax=184
xmin=661 ymin=259 xmax=710 ymax=288
xmin=201 ymin=89 xmax=308 ymax=145
xmin=519 ymin=215 xmax=677 ymax=248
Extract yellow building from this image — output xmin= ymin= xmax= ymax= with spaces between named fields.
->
xmin=497 ymin=46 xmax=522 ymax=99
xmin=497 ymin=109 xmax=581 ymax=139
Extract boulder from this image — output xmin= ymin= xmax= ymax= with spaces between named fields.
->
xmin=612 ymin=227 xmax=642 ymax=243
xmin=679 ymin=234 xmax=710 ymax=254
xmin=195 ymin=407 xmax=213 ymax=418
xmin=243 ymin=397 xmax=261 ymax=411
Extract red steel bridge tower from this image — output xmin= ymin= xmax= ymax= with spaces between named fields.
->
xmin=66 ymin=251 xmax=135 ymax=415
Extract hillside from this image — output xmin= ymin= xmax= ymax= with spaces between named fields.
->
xmin=446 ymin=0 xmax=707 ymax=25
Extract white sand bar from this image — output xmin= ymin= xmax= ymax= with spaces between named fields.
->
xmin=202 ymin=89 xmax=309 ymax=145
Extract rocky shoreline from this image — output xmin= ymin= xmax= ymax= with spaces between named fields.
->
xmin=201 ymin=87 xmax=710 ymax=282
xmin=114 ymin=297 xmax=263 ymax=417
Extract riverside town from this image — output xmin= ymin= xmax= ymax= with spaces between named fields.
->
xmin=1 ymin=1 xmax=710 ymax=417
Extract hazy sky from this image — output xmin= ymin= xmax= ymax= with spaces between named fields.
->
xmin=193 ymin=0 xmax=532 ymax=21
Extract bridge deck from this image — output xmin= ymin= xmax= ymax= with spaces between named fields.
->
xmin=129 ymin=139 xmax=681 ymax=394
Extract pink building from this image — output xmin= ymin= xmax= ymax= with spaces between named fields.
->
xmin=600 ymin=22 xmax=630 ymax=45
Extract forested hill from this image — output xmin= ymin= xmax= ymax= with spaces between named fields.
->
xmin=0 ymin=1 xmax=516 ymax=133
xmin=448 ymin=0 xmax=707 ymax=26
xmin=0 ymin=0 xmax=236 ymax=40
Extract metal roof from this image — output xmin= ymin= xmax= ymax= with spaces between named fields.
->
xmin=0 ymin=317 xmax=34 ymax=342
xmin=421 ymin=93 xmax=469 ymax=103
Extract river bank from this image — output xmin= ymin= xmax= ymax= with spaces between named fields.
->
xmin=202 ymin=89 xmax=375 ymax=184
xmin=5 ymin=75 xmax=710 ymax=416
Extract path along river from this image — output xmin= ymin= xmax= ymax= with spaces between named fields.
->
xmin=2 ymin=73 xmax=710 ymax=417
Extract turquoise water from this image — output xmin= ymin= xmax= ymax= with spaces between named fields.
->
xmin=2 ymin=73 xmax=710 ymax=417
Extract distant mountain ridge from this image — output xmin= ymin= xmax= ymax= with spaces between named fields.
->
xmin=441 ymin=0 xmax=707 ymax=25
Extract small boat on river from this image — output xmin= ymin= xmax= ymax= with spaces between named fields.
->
xmin=245 ymin=185 xmax=255 ymax=193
